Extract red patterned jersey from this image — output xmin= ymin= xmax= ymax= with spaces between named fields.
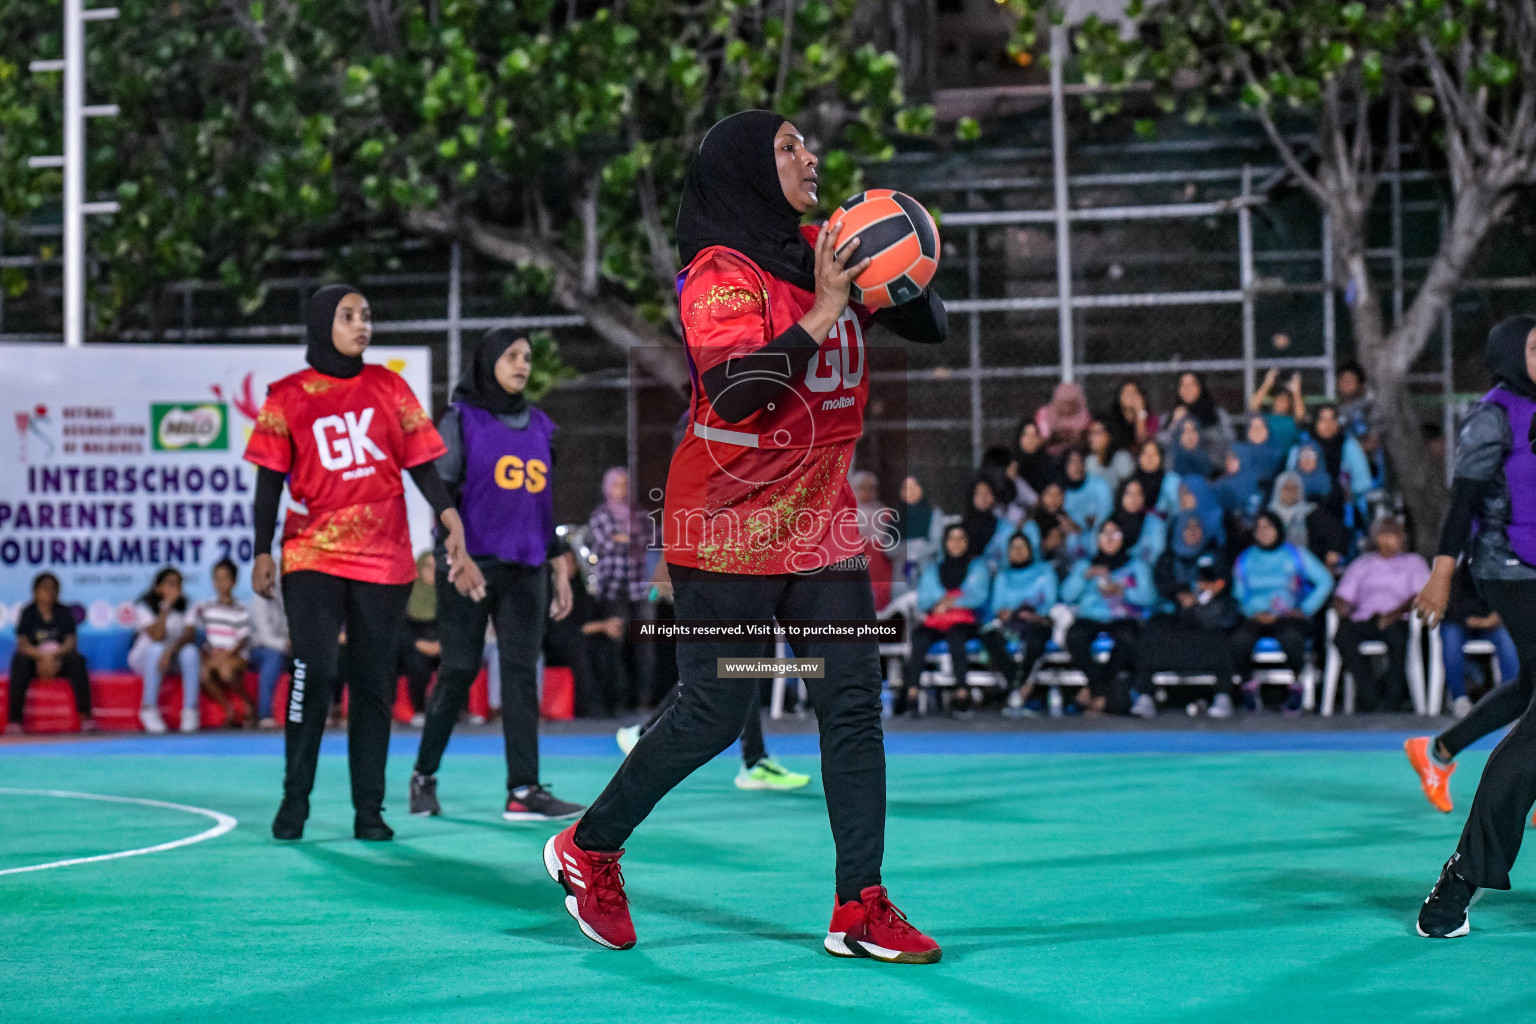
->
xmin=243 ymin=365 xmax=446 ymax=584
xmin=665 ymin=226 xmax=876 ymax=575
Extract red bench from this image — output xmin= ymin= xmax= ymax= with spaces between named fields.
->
xmin=0 ymin=664 xmax=507 ymax=734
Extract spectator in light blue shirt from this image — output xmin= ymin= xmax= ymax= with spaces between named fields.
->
xmin=1230 ymin=511 xmax=1334 ymax=702
xmin=1061 ymin=448 xmax=1114 ymax=534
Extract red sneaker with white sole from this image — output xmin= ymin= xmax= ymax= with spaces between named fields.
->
xmin=543 ymin=822 xmax=635 ymax=950
xmin=824 ymin=885 xmax=941 ymax=964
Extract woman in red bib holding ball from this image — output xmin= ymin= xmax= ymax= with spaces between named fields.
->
xmin=245 ymin=285 xmax=481 ymax=842
xmin=544 ymin=110 xmax=946 ymax=962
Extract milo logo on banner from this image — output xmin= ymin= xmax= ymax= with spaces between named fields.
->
xmin=151 ymin=403 xmax=228 ymax=451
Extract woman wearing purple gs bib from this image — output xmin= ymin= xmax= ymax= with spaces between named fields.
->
xmin=409 ymin=330 xmax=584 ymax=822
xmin=1413 ymin=315 xmax=1536 ymax=938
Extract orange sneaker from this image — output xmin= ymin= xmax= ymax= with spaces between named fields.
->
xmin=1405 ymin=737 xmax=1455 ymax=813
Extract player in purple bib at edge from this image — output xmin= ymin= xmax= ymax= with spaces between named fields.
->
xmin=408 ymin=329 xmax=584 ymax=823
xmin=1412 ymin=315 xmax=1536 ymax=938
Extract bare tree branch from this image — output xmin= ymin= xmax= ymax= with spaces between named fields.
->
xmin=774 ymin=0 xmax=798 ymax=105
xmin=578 ymin=166 xmax=601 ymax=298
xmin=404 ymin=207 xmax=689 ymax=393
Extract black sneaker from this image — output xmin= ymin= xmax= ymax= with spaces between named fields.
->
xmin=503 ymin=784 xmax=585 ymax=822
xmin=354 ymin=812 xmax=394 ymax=842
xmin=1417 ymin=856 xmax=1479 ymax=938
xmin=409 ymin=772 xmax=441 ymax=816
xmin=272 ymin=796 xmax=308 ymax=841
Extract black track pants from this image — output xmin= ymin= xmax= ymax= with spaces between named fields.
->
xmin=281 ymin=571 xmax=410 ymax=815
xmin=1438 ymin=616 xmax=1535 ymax=760
xmin=576 ymin=562 xmax=885 ymax=902
xmin=1452 ymin=579 xmax=1536 ymax=889
xmin=640 ymin=680 xmax=767 ymax=767
xmin=415 ymin=560 xmax=547 ymax=791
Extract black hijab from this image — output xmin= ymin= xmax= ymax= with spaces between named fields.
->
xmin=1255 ymin=510 xmax=1286 ymax=551
xmin=453 ymin=328 xmax=529 ymax=417
xmin=1179 ymin=373 xmax=1220 ymax=429
xmin=938 ymin=526 xmax=973 ymax=590
xmin=1311 ymin=405 xmax=1346 ymax=479
xmin=1005 ymin=531 xmax=1035 ymax=569
xmin=1012 ymin=417 xmax=1056 ymax=494
xmin=1130 ymin=442 xmax=1167 ymax=513
xmin=675 ymin=110 xmax=816 ymax=292
xmin=1031 ymin=481 xmax=1067 ymax=535
xmin=960 ymin=477 xmax=1002 ymax=556
xmin=1486 ymin=315 xmax=1536 ymax=400
xmin=1112 ymin=482 xmax=1148 ymax=550
xmin=1092 ymin=521 xmax=1132 ymax=572
xmin=305 ymin=284 xmax=366 ymax=379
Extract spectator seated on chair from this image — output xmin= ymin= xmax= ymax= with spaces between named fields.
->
xmin=1086 ymin=419 xmax=1135 ymax=494
xmin=1335 ymin=360 xmax=1383 ymax=442
xmin=1332 ymin=518 xmax=1430 ymax=713
xmin=1439 ymin=563 xmax=1520 ymax=718
xmin=1230 ymin=412 xmax=1288 ymax=496
xmin=1139 ymin=515 xmax=1242 ymax=718
xmin=900 ymin=524 xmax=991 ymax=717
xmin=1290 ymin=404 xmax=1373 ymax=519
xmin=1114 ymin=477 xmax=1167 ymax=567
xmin=1010 ymin=418 xmax=1057 ymax=507
xmin=247 ymin=562 xmax=290 ymax=729
xmin=1270 ymin=471 xmax=1354 ymax=575
xmin=1024 ymin=480 xmax=1090 ymax=569
xmin=129 ymin=566 xmax=201 ymax=734
xmin=959 ymin=475 xmax=1018 ymax=571
xmin=1061 ymin=448 xmax=1115 ymax=535
xmin=397 ymin=551 xmax=441 ymax=727
xmin=1102 ymin=379 xmax=1159 ymax=462
xmin=6 ymin=572 xmax=94 ymax=735
xmin=1170 ymin=415 xmax=1217 ymax=482
xmin=978 ymin=531 xmax=1058 ymax=708
xmin=1162 ymin=371 xmax=1225 ymax=442
xmin=1249 ymin=367 xmax=1307 ymax=452
xmin=897 ymin=474 xmax=946 ymax=578
xmin=1036 ymin=380 xmax=1091 ymax=456
xmin=1131 ymin=438 xmax=1183 ymax=519
xmin=1061 ymin=518 xmax=1156 ymax=716
xmin=1231 ymin=511 xmax=1334 ymax=709
xmin=194 ymin=558 xmax=256 ymax=729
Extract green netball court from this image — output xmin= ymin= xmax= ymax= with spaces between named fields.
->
xmin=1 ymin=729 xmax=1531 ymax=1024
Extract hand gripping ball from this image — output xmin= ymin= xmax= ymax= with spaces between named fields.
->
xmin=827 ymin=189 xmax=941 ymax=309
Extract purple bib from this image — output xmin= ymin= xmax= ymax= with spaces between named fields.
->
xmin=1484 ymin=387 xmax=1536 ymax=566
xmin=457 ymin=403 xmax=555 ymax=567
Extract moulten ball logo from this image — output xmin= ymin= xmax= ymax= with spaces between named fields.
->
xmin=151 ymin=402 xmax=228 ymax=452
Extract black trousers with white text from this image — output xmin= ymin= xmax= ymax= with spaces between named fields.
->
xmin=281 ymin=571 xmax=410 ymax=816
xmin=576 ymin=562 xmax=885 ymax=902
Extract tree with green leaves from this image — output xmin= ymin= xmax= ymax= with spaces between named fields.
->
xmin=0 ymin=0 xmax=931 ymax=391
xmin=1004 ymin=0 xmax=1536 ymax=544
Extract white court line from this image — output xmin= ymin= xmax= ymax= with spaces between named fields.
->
xmin=0 ymin=788 xmax=238 ymax=877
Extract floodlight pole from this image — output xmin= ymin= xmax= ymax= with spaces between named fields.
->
xmin=29 ymin=1 xmax=119 ymax=349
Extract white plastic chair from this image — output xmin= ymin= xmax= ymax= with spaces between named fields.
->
xmin=1322 ymin=607 xmax=1429 ymax=716
xmin=1425 ymin=625 xmax=1501 ymax=717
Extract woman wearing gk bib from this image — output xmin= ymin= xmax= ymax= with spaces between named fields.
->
xmin=1413 ymin=315 xmax=1536 ymax=938
xmin=245 ymin=285 xmax=480 ymax=842
xmin=543 ymin=110 xmax=946 ymax=961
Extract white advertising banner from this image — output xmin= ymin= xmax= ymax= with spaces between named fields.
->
xmin=0 ymin=344 xmax=434 ymax=666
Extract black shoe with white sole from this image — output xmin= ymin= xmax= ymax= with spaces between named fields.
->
xmin=1418 ymin=856 xmax=1479 ymax=938
xmin=410 ymin=772 xmax=441 ymax=816
xmin=505 ymin=784 xmax=584 ymax=822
